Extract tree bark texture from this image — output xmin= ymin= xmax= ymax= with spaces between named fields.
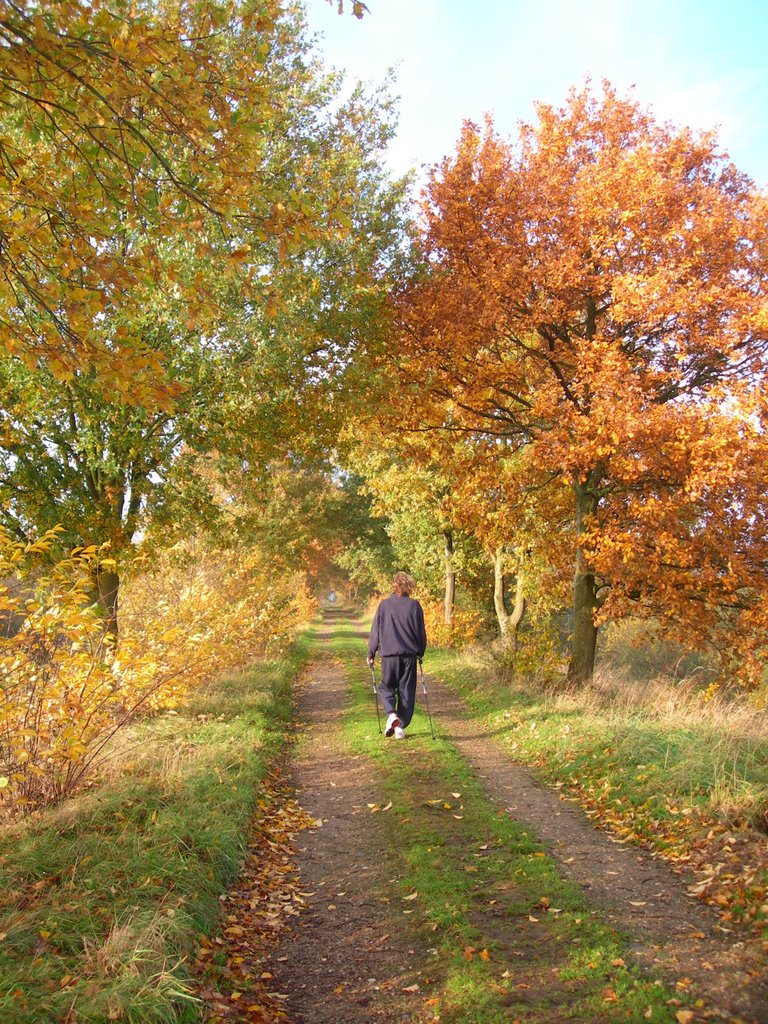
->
xmin=96 ymin=569 xmax=120 ymax=640
xmin=493 ymin=548 xmax=525 ymax=650
xmin=567 ymin=480 xmax=599 ymax=684
xmin=444 ymin=530 xmax=455 ymax=626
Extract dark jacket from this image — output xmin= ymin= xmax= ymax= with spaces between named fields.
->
xmin=368 ymin=593 xmax=427 ymax=660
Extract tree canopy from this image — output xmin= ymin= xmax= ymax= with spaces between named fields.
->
xmin=0 ymin=0 xmax=382 ymax=399
xmin=2 ymin=4 xmax=767 ymax=692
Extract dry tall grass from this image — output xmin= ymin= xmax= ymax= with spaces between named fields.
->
xmin=438 ymin=640 xmax=768 ymax=830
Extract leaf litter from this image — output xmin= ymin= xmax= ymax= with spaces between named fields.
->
xmin=195 ymin=765 xmax=320 ymax=1023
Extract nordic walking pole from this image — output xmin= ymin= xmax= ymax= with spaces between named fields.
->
xmin=419 ymin=658 xmax=436 ymax=740
xmin=369 ymin=661 xmax=383 ymax=735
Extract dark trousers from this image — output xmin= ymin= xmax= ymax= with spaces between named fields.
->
xmin=380 ymin=655 xmax=418 ymax=728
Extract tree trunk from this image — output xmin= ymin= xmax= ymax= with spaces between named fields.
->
xmin=510 ymin=570 xmax=525 ymax=639
xmin=567 ymin=481 xmax=599 ymax=684
xmin=95 ymin=568 xmax=120 ymax=641
xmin=493 ymin=548 xmax=525 ymax=651
xmin=443 ymin=530 xmax=455 ymax=626
xmin=493 ymin=548 xmax=509 ymax=640
xmin=568 ymin=567 xmax=598 ymax=683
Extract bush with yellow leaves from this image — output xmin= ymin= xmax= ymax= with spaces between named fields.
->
xmin=0 ymin=528 xmax=314 ymax=814
xmin=117 ymin=537 xmax=315 ymax=711
xmin=421 ymin=601 xmax=483 ymax=649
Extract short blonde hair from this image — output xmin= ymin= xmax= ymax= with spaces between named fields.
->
xmin=392 ymin=571 xmax=416 ymax=596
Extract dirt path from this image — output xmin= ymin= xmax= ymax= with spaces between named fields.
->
xmin=425 ymin=672 xmax=768 ymax=1023
xmin=267 ymin=615 xmax=429 ymax=1023
xmin=267 ymin=611 xmax=767 ymax=1023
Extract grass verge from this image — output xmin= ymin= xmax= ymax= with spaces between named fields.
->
xmin=425 ymin=645 xmax=768 ymax=940
xmin=328 ymin=615 xmax=690 ymax=1023
xmin=0 ymin=631 xmax=312 ymax=1024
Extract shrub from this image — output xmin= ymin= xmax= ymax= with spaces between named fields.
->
xmin=0 ymin=529 xmax=314 ymax=815
xmin=422 ymin=600 xmax=483 ymax=649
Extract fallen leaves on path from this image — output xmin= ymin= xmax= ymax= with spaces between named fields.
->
xmin=538 ymin=759 xmax=768 ymax=939
xmin=195 ymin=767 xmax=320 ymax=1023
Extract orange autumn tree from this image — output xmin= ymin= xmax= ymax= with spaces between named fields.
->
xmin=393 ymin=84 xmax=768 ymax=684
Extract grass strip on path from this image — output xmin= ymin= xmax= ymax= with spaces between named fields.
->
xmin=0 ymin=631 xmax=312 ymax=1024
xmin=425 ymin=646 xmax=768 ymax=942
xmin=328 ymin=613 xmax=692 ymax=1024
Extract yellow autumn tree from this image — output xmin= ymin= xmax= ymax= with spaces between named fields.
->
xmin=0 ymin=0 xmax=335 ymax=396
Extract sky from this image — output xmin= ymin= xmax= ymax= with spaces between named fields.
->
xmin=303 ymin=0 xmax=768 ymax=188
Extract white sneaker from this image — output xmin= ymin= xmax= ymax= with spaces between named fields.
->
xmin=385 ymin=713 xmax=401 ymax=738
xmin=394 ymin=725 xmax=406 ymax=740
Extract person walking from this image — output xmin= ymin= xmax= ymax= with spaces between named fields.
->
xmin=367 ymin=571 xmax=427 ymax=740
